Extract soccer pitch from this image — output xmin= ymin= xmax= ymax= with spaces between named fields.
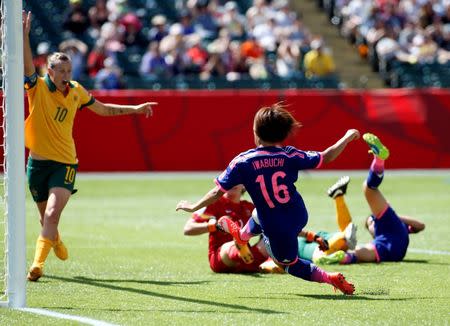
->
xmin=1 ymin=171 xmax=449 ymax=325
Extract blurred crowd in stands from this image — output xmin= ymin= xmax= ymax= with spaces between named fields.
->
xmin=317 ymin=0 xmax=450 ymax=85
xmin=30 ymin=0 xmax=338 ymax=89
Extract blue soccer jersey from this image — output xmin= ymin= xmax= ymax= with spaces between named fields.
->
xmin=216 ymin=146 xmax=322 ymax=238
xmin=371 ymin=206 xmax=410 ymax=262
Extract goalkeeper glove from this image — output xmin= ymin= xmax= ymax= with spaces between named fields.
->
xmin=207 ymin=218 xmax=218 ymax=232
xmin=305 ymin=231 xmax=329 ymax=251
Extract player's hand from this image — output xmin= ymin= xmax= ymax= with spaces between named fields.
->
xmin=207 ymin=218 xmax=218 ymax=232
xmin=305 ymin=231 xmax=329 ymax=251
xmin=176 ymin=200 xmax=195 ymax=212
xmin=344 ymin=129 xmax=360 ymax=142
xmin=23 ymin=11 xmax=32 ymax=36
xmin=315 ymin=237 xmax=329 ymax=251
xmin=135 ymin=102 xmax=157 ymax=118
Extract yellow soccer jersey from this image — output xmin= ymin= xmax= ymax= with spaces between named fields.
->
xmin=24 ymin=74 xmax=95 ymax=164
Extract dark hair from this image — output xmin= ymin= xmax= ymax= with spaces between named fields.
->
xmin=253 ymin=102 xmax=301 ymax=143
xmin=47 ymin=52 xmax=71 ymax=69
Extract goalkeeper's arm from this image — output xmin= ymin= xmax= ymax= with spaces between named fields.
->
xmin=299 ymin=230 xmax=330 ymax=251
xmin=183 ymin=216 xmax=219 ymax=236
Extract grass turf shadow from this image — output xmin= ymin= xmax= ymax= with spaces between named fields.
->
xmin=45 ymin=274 xmax=283 ymax=315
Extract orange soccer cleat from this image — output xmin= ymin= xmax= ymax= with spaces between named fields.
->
xmin=53 ymin=240 xmax=69 ymax=261
xmin=234 ymin=241 xmax=254 ymax=264
xmin=27 ymin=265 xmax=43 ymax=282
xmin=328 ymin=272 xmax=355 ymax=295
xmin=217 ymin=216 xmax=247 ymax=246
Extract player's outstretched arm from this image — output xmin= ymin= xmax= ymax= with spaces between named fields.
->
xmin=176 ymin=186 xmax=224 ymax=213
xmin=320 ymin=129 xmax=360 ymax=164
xmin=88 ymin=101 xmax=157 ymax=118
xmin=184 ymin=217 xmax=220 ymax=235
xmin=183 ymin=218 xmax=209 ymax=236
xmin=22 ymin=11 xmax=35 ymax=77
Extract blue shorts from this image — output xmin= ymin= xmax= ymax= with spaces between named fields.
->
xmin=258 ymin=205 xmax=308 ymax=264
xmin=263 ymin=232 xmax=299 ymax=264
xmin=372 ymin=206 xmax=409 ymax=262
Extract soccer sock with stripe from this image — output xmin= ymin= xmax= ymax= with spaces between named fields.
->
xmin=310 ymin=265 xmax=331 ymax=283
xmin=367 ymin=169 xmax=384 ymax=189
xmin=370 ymin=155 xmax=385 ymax=173
xmin=341 ymin=252 xmax=357 ymax=264
xmin=239 ymin=217 xmax=262 ymax=242
xmin=367 ymin=155 xmax=385 ymax=189
xmin=284 ymin=258 xmax=315 ymax=281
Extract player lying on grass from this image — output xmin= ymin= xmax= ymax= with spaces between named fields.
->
xmin=23 ymin=11 xmax=157 ymax=282
xmin=315 ymin=133 xmax=425 ymax=265
xmin=183 ymin=185 xmax=269 ymax=273
xmin=177 ymin=103 xmax=358 ymax=295
xmin=184 ymin=185 xmax=333 ymax=273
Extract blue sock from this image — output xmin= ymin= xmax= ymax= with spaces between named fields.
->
xmin=248 ymin=217 xmax=262 ymax=235
xmin=285 ymin=258 xmax=314 ymax=281
xmin=367 ymin=169 xmax=383 ymax=189
xmin=342 ymin=252 xmax=357 ymax=264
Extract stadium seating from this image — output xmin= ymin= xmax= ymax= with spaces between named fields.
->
xmin=26 ymin=0 xmax=343 ymax=90
xmin=313 ymin=0 xmax=450 ymax=88
xmin=389 ymin=61 xmax=450 ymax=88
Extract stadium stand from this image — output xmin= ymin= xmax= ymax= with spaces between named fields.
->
xmin=24 ymin=0 xmax=342 ymax=90
xmin=311 ymin=0 xmax=450 ymax=88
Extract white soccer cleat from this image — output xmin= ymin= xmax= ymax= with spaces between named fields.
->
xmin=344 ymin=222 xmax=357 ymax=250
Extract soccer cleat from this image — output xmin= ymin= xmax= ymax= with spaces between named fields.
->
xmin=314 ymin=250 xmax=346 ymax=265
xmin=53 ymin=240 xmax=69 ymax=261
xmin=327 ymin=176 xmax=350 ymax=199
xmin=328 ymin=272 xmax=355 ymax=295
xmin=344 ymin=222 xmax=357 ymax=250
xmin=363 ymin=133 xmax=390 ymax=160
xmin=217 ymin=216 xmax=247 ymax=246
xmin=234 ymin=241 xmax=254 ymax=264
xmin=27 ymin=266 xmax=43 ymax=282
xmin=259 ymin=259 xmax=285 ymax=274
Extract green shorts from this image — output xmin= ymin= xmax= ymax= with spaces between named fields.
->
xmin=27 ymin=157 xmax=78 ymax=202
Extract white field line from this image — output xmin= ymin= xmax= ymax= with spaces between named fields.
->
xmin=409 ymin=248 xmax=450 ymax=255
xmin=18 ymin=308 xmax=119 ymax=326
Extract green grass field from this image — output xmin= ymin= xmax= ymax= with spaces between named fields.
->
xmin=1 ymin=171 xmax=449 ymax=325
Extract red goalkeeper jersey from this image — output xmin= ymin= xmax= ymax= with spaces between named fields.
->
xmin=193 ymin=196 xmax=254 ymax=253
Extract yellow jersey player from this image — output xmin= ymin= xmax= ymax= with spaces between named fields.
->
xmin=23 ymin=11 xmax=157 ymax=281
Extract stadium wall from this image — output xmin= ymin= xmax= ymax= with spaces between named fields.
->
xmin=7 ymin=88 xmax=450 ymax=171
